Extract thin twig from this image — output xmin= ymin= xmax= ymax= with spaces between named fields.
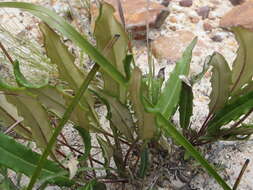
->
xmin=233 ymin=159 xmax=250 ymax=190
xmin=123 ymin=139 xmax=138 ymax=167
xmin=88 ymin=156 xmax=97 ymax=178
xmin=4 ymin=119 xmax=23 ymax=134
xmin=0 ymin=41 xmax=14 ymax=64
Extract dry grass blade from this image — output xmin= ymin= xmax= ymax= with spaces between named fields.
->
xmin=233 ymin=159 xmax=250 ymax=190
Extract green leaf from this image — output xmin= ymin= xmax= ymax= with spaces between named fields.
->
xmin=209 ymin=52 xmax=231 ymax=113
xmin=138 ymin=146 xmax=149 ymax=178
xmin=150 ymin=68 xmax=164 ymax=105
xmin=220 ymin=124 xmax=253 ymax=141
xmin=92 ymin=90 xmax=134 ymax=140
xmin=156 ymin=37 xmax=197 ymax=118
xmin=29 ymin=86 xmax=67 ymax=118
xmin=207 ymin=90 xmax=253 ymax=136
xmin=0 ymin=2 xmax=127 ymax=86
xmin=94 ymin=2 xmax=128 ymax=102
xmin=129 ymin=67 xmax=156 ymax=139
xmin=0 ymin=94 xmax=32 ymax=139
xmin=0 ymin=132 xmax=73 ymax=186
xmin=123 ymin=54 xmax=133 ymax=81
xmin=179 ymin=82 xmax=193 ymax=129
xmin=96 ymin=135 xmax=113 ymax=167
xmin=231 ymin=27 xmax=253 ymax=93
xmin=0 ymin=77 xmax=25 ymax=91
xmin=4 ymin=91 xmax=53 ymax=151
xmin=59 ymin=90 xmax=93 ymax=130
xmin=39 ymin=23 xmax=84 ymax=89
xmin=75 ymin=126 xmax=91 ymax=161
xmin=13 ymin=60 xmax=48 ymax=89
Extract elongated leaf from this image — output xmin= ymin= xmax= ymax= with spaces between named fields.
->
xmin=138 ymin=146 xmax=149 ymax=178
xmin=209 ymin=52 xmax=231 ymax=113
xmin=179 ymin=82 xmax=193 ymax=129
xmin=39 ymin=23 xmax=84 ymax=89
xmin=4 ymin=91 xmax=53 ymax=151
xmin=129 ymin=67 xmax=156 ymax=139
xmin=0 ymin=132 xmax=73 ymax=186
xmin=0 ymin=2 xmax=127 ymax=86
xmin=94 ymin=2 xmax=128 ymax=102
xmin=13 ymin=60 xmax=48 ymax=89
xmin=29 ymin=86 xmax=67 ymax=118
xmin=0 ymin=77 xmax=24 ymax=91
xmin=0 ymin=94 xmax=32 ymax=139
xmin=207 ymin=90 xmax=253 ymax=136
xmin=220 ymin=124 xmax=253 ymax=141
xmin=156 ymin=38 xmax=197 ymax=118
xmin=75 ymin=126 xmax=91 ymax=161
xmin=60 ymin=90 xmax=92 ymax=130
xmin=92 ymin=90 xmax=134 ymax=140
xmin=231 ymin=27 xmax=253 ymax=93
xmin=96 ymin=136 xmax=113 ymax=167
xmin=123 ymin=54 xmax=133 ymax=81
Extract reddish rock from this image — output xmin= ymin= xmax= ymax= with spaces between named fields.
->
xmin=151 ymin=31 xmax=205 ymax=61
xmin=179 ymin=0 xmax=193 ymax=7
xmin=203 ymin=22 xmax=213 ymax=31
xmin=197 ymin=6 xmax=210 ymax=19
xmin=229 ymin=0 xmax=245 ymax=5
xmin=220 ymin=0 xmax=253 ymax=31
xmin=91 ymin=0 xmax=169 ymax=40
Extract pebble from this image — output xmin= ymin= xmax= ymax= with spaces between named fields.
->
xmin=179 ymin=0 xmax=193 ymax=7
xmin=190 ymin=17 xmax=200 ymax=23
xmin=203 ymin=22 xmax=213 ymax=31
xmin=211 ymin=35 xmax=223 ymax=42
xmin=229 ymin=0 xmax=245 ymax=5
xmin=197 ymin=6 xmax=211 ymax=19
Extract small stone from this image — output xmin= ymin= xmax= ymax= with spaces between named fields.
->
xmin=169 ymin=16 xmax=178 ymax=23
xmin=203 ymin=22 xmax=213 ymax=31
xmin=220 ymin=1 xmax=253 ymax=31
xmin=190 ymin=17 xmax=200 ymax=23
xmin=229 ymin=0 xmax=245 ymax=5
xmin=211 ymin=35 xmax=223 ymax=42
xmin=197 ymin=6 xmax=211 ymax=19
xmin=179 ymin=0 xmax=193 ymax=7
xmin=162 ymin=0 xmax=172 ymax=6
xmin=151 ymin=31 xmax=200 ymax=61
xmin=169 ymin=25 xmax=177 ymax=31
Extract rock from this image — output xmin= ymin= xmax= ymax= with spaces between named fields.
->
xmin=220 ymin=0 xmax=253 ymax=31
xmin=211 ymin=35 xmax=223 ymax=42
xmin=162 ymin=0 xmax=172 ymax=6
xmin=151 ymin=31 xmax=204 ymax=61
xmin=91 ymin=0 xmax=169 ymax=40
xmin=190 ymin=17 xmax=200 ymax=24
xmin=179 ymin=0 xmax=193 ymax=7
xmin=203 ymin=22 xmax=213 ymax=31
xmin=169 ymin=16 xmax=178 ymax=23
xmin=229 ymin=0 xmax=245 ymax=5
xmin=197 ymin=6 xmax=211 ymax=19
